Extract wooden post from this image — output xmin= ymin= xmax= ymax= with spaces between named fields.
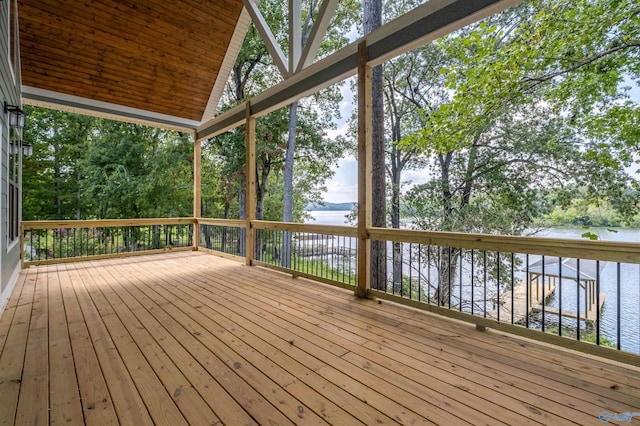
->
xmin=245 ymin=102 xmax=256 ymax=266
xmin=193 ymin=133 xmax=201 ymax=250
xmin=355 ymin=41 xmax=372 ymax=298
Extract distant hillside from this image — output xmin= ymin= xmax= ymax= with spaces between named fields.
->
xmin=305 ymin=201 xmax=355 ymax=211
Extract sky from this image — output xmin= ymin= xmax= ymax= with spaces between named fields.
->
xmin=319 ymin=78 xmax=640 ymax=204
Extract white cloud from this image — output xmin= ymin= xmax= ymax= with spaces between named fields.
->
xmin=321 ymin=157 xmax=358 ymax=203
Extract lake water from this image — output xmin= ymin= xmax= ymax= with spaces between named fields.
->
xmin=305 ymin=210 xmax=640 ymax=353
xmin=305 ymin=210 xmax=640 ymax=242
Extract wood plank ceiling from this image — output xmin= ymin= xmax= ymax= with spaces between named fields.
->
xmin=18 ymin=0 xmax=244 ymax=125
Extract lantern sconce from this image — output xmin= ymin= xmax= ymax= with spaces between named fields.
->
xmin=4 ymin=102 xmax=25 ymax=129
xmin=22 ymin=143 xmax=33 ymax=156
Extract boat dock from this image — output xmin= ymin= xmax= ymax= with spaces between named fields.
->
xmin=491 ymin=257 xmax=606 ymax=326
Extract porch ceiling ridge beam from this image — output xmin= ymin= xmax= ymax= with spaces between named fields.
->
xmin=197 ymin=0 xmax=520 ymax=140
xmin=242 ymin=0 xmax=290 ymax=77
xmin=296 ymin=0 xmax=339 ymax=73
xmin=22 ymin=86 xmax=199 ymax=132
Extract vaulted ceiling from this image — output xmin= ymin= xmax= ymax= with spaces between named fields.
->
xmin=18 ymin=0 xmax=246 ymax=130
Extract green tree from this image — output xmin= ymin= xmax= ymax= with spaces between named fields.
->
xmin=22 ymin=107 xmax=96 ymax=220
xmin=399 ymin=0 xmax=639 ymax=305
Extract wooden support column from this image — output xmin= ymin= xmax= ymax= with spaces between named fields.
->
xmin=245 ymin=102 xmax=257 ymax=266
xmin=193 ymin=132 xmax=201 ymax=250
xmin=356 ymin=41 xmax=372 ymax=298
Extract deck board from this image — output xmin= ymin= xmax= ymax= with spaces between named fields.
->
xmin=1 ymin=251 xmax=639 ymax=425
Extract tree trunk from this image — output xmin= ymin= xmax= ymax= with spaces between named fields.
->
xmin=437 ymin=247 xmax=457 ymax=306
xmin=437 ymin=152 xmax=455 ymax=305
xmin=281 ymin=101 xmax=298 ymax=268
xmin=255 ymin=161 xmax=270 ymax=259
xmin=391 ymin=148 xmax=403 ymax=293
xmin=220 ymin=199 xmax=230 ymax=253
xmin=256 ymin=161 xmax=270 ymax=221
xmin=389 ymin=96 xmax=403 ymax=292
xmin=365 ymin=0 xmax=386 ymax=291
xmin=76 ymin=169 xmax=81 ymax=220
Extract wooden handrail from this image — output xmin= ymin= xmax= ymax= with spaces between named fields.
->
xmin=368 ymin=227 xmax=640 ymax=263
xmin=22 ymin=218 xmax=197 ymax=230
xmin=197 ymin=218 xmax=246 ymax=228
xmin=21 ymin=218 xmax=640 ymax=264
xmin=251 ymin=220 xmax=358 ymax=237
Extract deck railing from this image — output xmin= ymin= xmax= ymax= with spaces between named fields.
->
xmin=252 ymin=221 xmax=358 ymax=289
xmin=21 ymin=218 xmax=196 ymax=267
xmin=198 ymin=218 xmax=246 ymax=259
xmin=20 ymin=217 xmax=640 ymax=363
xmin=368 ymin=228 xmax=640 ymax=360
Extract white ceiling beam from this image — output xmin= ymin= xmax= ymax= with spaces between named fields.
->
xmin=289 ymin=0 xmax=302 ymax=72
xmin=201 ymin=7 xmax=253 ymax=122
xmin=242 ymin=0 xmax=290 ymax=77
xmin=198 ymin=0 xmax=522 ymax=140
xmin=23 ymin=86 xmax=199 ymax=132
xmin=296 ymin=0 xmax=339 ymax=73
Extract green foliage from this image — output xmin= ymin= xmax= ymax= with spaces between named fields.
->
xmin=400 ymin=0 xmax=639 ymax=236
xmin=23 ymin=107 xmax=197 ymax=220
xmin=22 ymin=106 xmax=96 ymax=220
xmin=547 ymin=326 xmax=616 ymax=348
xmin=537 ymin=187 xmax=640 ymax=228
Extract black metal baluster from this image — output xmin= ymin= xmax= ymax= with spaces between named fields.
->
xmin=558 ymin=257 xmax=563 ymax=337
xmin=332 ymin=234 xmax=336 ymax=280
xmin=511 ymin=253 xmax=514 ymax=324
xmin=409 ymin=243 xmax=413 ymax=299
xmin=427 ymin=245 xmax=431 ymax=304
xmin=437 ymin=247 xmax=441 ymax=306
xmin=497 ymin=252 xmax=501 ymax=322
xmin=294 ymin=231 xmax=298 ymax=273
xmin=525 ymin=254 xmax=529 ymax=329
xmin=348 ymin=236 xmax=352 ymax=285
xmin=471 ymin=250 xmax=475 ymax=316
xmin=596 ymin=260 xmax=601 ymax=346
xmin=483 ymin=251 xmax=487 ymax=318
xmin=459 ymin=248 xmax=463 ymax=312
xmin=617 ymin=262 xmax=621 ymax=350
xmin=542 ymin=256 xmax=546 ymax=333
xmin=448 ymin=247 xmax=452 ymax=309
xmin=576 ymin=259 xmax=580 ymax=341
xmin=418 ymin=244 xmax=422 ymax=302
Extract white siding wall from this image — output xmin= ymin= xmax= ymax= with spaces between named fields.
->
xmin=0 ymin=0 xmax=22 ymax=313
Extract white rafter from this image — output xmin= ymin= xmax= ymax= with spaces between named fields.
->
xmin=242 ymin=0 xmax=290 ymax=77
xmin=289 ymin=0 xmax=302 ymax=72
xmin=197 ymin=0 xmax=522 ymax=141
xmin=296 ymin=0 xmax=339 ymax=72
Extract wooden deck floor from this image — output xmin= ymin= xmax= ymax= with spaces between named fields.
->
xmin=1 ymin=251 xmax=639 ymax=425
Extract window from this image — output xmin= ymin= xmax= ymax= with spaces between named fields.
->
xmin=8 ymin=126 xmax=20 ymax=245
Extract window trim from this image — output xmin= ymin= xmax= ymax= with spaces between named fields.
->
xmin=7 ymin=0 xmax=18 ymax=84
xmin=7 ymin=124 xmax=21 ymax=250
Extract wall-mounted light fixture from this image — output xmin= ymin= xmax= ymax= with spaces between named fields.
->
xmin=4 ymin=102 xmax=25 ymax=129
xmin=10 ymin=142 xmax=33 ymax=156
xmin=22 ymin=143 xmax=33 ymax=156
